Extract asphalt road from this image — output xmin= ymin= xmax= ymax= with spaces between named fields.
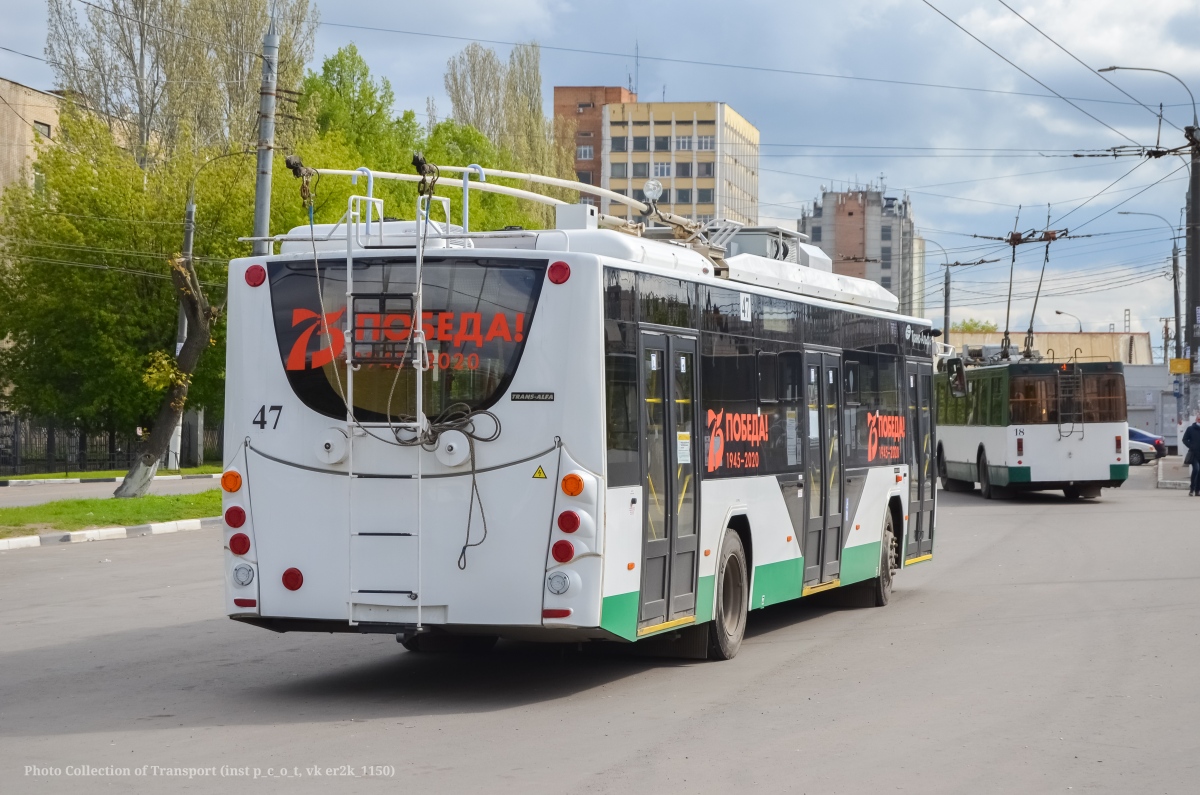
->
xmin=1 ymin=469 xmax=1195 ymax=794
xmin=0 ymin=478 xmax=220 ymax=508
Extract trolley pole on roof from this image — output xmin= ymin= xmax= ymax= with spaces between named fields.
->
xmin=251 ymin=15 xmax=280 ymax=256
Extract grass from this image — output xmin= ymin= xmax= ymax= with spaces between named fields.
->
xmin=4 ymin=465 xmax=223 ymax=481
xmin=0 ymin=489 xmax=221 ymax=539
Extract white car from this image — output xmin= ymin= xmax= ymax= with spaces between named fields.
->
xmin=1128 ymin=438 xmax=1156 ymax=466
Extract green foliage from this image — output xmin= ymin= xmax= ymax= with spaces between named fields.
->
xmin=0 ymin=489 xmax=221 ymax=536
xmin=951 ymin=318 xmax=1000 ymax=333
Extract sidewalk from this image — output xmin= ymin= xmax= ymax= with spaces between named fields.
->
xmin=1156 ymin=456 xmax=1192 ymax=490
xmin=0 ymin=517 xmax=221 ymax=551
xmin=0 ymin=473 xmax=219 ymax=487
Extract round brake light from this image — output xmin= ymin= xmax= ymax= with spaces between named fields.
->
xmin=229 ymin=532 xmax=251 ymax=555
xmin=548 ymin=261 xmax=570 ymax=284
xmin=282 ymin=567 xmax=304 ymax=591
xmin=551 ymin=540 xmax=574 ymax=563
xmin=225 ymin=506 xmax=246 ymax=528
xmin=245 ymin=264 xmax=266 ymax=287
xmin=557 ymin=510 xmax=580 ymax=533
xmin=561 ymin=473 xmax=584 ymax=497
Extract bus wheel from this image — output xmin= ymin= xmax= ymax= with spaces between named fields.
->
xmin=978 ymin=453 xmax=995 ymax=500
xmin=708 ymin=530 xmax=748 ymax=661
xmin=939 ymin=451 xmax=973 ymax=492
xmin=872 ymin=510 xmax=897 ymax=607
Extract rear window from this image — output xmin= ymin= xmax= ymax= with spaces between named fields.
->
xmin=269 ymin=256 xmax=546 ymax=421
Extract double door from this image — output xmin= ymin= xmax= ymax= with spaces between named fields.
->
xmin=638 ymin=331 xmax=699 ymax=629
xmin=803 ymin=351 xmax=844 ymax=585
xmin=905 ymin=362 xmax=935 ymax=558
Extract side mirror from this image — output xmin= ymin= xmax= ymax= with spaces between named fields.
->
xmin=947 ymin=357 xmax=968 ymax=398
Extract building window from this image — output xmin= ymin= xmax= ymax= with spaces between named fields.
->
xmin=632 ymin=162 xmax=649 ymax=178
xmin=633 ymin=136 xmax=649 ymax=152
xmin=675 ymin=135 xmax=692 ymax=151
xmin=697 ymin=214 xmax=714 ymax=224
xmin=676 ymin=162 xmax=692 ymax=178
xmin=881 ymin=226 xmax=892 ymax=241
xmin=675 ymin=188 xmax=692 ymax=204
xmin=881 ymin=246 xmax=892 ymax=269
xmin=812 ymin=204 xmax=822 ymax=218
xmin=611 ymin=162 xmax=628 ymax=179
xmin=577 ymin=102 xmax=594 ymax=112
xmin=697 ymin=135 xmax=715 ymax=150
xmin=634 ymin=189 xmax=647 ymax=203
xmin=33 ymin=121 xmax=51 ymax=138
xmin=611 ymin=136 xmax=628 ymax=152
xmin=658 ymin=189 xmax=672 ymax=203
xmin=697 ymin=188 xmax=714 ymax=204
xmin=576 ymin=171 xmax=593 ymax=185
xmin=654 ymin=135 xmax=671 ymax=151
xmin=611 ymin=189 xmax=627 ymax=196
xmin=576 ymin=145 xmax=594 ymax=161
xmin=578 ymin=131 xmax=594 ymax=138
xmin=811 ymin=226 xmax=822 ymax=242
xmin=653 ymin=161 xmax=671 ymax=178
xmin=697 ymin=161 xmax=714 ymax=177
xmin=880 ymin=276 xmax=892 ymax=290
xmin=580 ymin=195 xmax=597 ymax=206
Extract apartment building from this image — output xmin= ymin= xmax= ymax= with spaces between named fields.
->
xmin=553 ymin=88 xmax=760 ymax=226
xmin=798 ymin=188 xmax=923 ymax=316
xmin=0 ymin=76 xmax=60 ymax=194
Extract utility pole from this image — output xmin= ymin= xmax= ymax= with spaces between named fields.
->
xmin=166 ymin=201 xmax=196 ymax=470
xmin=252 ymin=15 xmax=280 ymax=256
xmin=1160 ymin=316 xmax=1174 ymax=364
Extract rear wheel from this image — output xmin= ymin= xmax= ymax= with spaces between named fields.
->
xmin=872 ymin=510 xmax=897 ymax=607
xmin=938 ymin=448 xmax=973 ymax=492
xmin=708 ymin=530 xmax=748 ymax=661
xmin=1129 ymin=450 xmax=1145 ymax=466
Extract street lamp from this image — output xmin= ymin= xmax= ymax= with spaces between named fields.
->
xmin=1097 ymin=66 xmax=1197 ymax=127
xmin=1055 ymin=310 xmax=1082 ymax=333
xmin=1118 ymin=211 xmax=1181 ymax=359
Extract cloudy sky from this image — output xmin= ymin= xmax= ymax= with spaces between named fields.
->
xmin=4 ymin=0 xmax=1199 ymax=351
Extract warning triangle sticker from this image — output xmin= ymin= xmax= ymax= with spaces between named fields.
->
xmin=532 ymin=465 xmax=547 ymax=479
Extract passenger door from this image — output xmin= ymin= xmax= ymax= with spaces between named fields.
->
xmin=905 ymin=362 xmax=936 ymax=558
xmin=803 ymin=351 xmax=844 ymax=585
xmin=638 ymin=331 xmax=700 ymax=630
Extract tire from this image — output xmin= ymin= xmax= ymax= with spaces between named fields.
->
xmin=938 ymin=449 xmax=972 ymax=492
xmin=707 ymin=530 xmax=749 ymax=661
xmin=1129 ymin=450 xmax=1144 ymax=466
xmin=872 ymin=510 xmax=897 ymax=607
xmin=978 ymin=453 xmax=994 ymax=500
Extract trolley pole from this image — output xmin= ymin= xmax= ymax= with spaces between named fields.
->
xmin=1187 ymin=128 xmax=1199 ymax=413
xmin=251 ymin=17 xmax=280 ymax=257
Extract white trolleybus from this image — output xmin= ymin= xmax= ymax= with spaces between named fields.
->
xmin=935 ymin=348 xmax=1129 ymax=500
xmin=219 ymin=161 xmax=939 ymax=659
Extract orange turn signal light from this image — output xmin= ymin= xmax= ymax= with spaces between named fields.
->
xmin=627 ymin=562 xmax=636 ymax=571
xmin=221 ymin=470 xmax=242 ymax=493
xmin=561 ymin=473 xmax=584 ymax=497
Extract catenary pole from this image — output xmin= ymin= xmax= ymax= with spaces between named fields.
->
xmin=251 ymin=16 xmax=279 ymax=256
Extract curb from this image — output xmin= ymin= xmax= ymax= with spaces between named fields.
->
xmin=0 ymin=473 xmax=220 ymax=488
xmin=0 ymin=517 xmax=220 ymax=552
xmin=1156 ymin=457 xmax=1190 ymax=490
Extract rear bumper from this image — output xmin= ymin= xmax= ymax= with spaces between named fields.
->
xmin=231 ymin=615 xmax=618 ymax=642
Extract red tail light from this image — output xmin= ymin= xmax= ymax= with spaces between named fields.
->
xmin=245 ymin=264 xmax=266 ymax=286
xmin=552 ymin=540 xmax=574 ymax=563
xmin=1115 ymin=436 xmax=1122 ymax=453
xmin=1017 ymin=438 xmax=1024 ymax=456
xmin=548 ymin=261 xmax=571 ymax=284
xmin=543 ymin=608 xmax=572 ymax=618
xmin=557 ymin=510 xmax=580 ymax=533
xmin=229 ymin=532 xmax=251 ymax=555
xmin=282 ymin=567 xmax=304 ymax=591
xmin=225 ymin=506 xmax=246 ymax=528
xmin=233 ymin=598 xmax=257 ymax=608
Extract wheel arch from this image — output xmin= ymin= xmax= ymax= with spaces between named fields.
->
xmin=886 ymin=495 xmax=904 ymax=571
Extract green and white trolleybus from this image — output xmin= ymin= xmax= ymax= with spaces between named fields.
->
xmin=219 ymin=163 xmax=939 ymax=659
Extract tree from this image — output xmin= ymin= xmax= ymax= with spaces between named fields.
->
xmin=951 ymin=318 xmax=999 ymax=333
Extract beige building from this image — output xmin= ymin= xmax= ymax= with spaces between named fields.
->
xmin=595 ymin=98 xmax=759 ymax=226
xmin=950 ymin=331 xmax=1155 ymax=365
xmin=0 ymin=77 xmax=61 ymax=194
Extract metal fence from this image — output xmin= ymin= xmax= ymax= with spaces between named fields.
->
xmin=0 ymin=413 xmax=223 ymax=477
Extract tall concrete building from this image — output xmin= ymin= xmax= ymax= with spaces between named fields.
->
xmin=0 ymin=77 xmax=60 ymax=194
xmin=798 ymin=188 xmax=923 ymax=316
xmin=553 ymin=87 xmax=760 ymax=225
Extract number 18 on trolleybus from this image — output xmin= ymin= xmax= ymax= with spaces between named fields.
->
xmin=219 ymin=163 xmax=939 ymax=659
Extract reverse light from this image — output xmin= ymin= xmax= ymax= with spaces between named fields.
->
xmin=232 ymin=563 xmax=255 ymax=586
xmin=552 ymin=540 xmax=575 ymax=563
xmin=229 ymin=532 xmax=251 ymax=555
xmin=548 ymin=261 xmax=571 ymax=284
xmin=561 ymin=473 xmax=584 ymax=497
xmin=557 ymin=510 xmax=580 ymax=533
xmin=1115 ymin=436 xmax=1122 ymax=454
xmin=546 ymin=571 xmax=570 ymax=595
xmin=245 ymin=264 xmax=266 ymax=287
xmin=221 ymin=470 xmax=242 ymax=493
xmin=225 ymin=506 xmax=246 ymax=528
xmin=543 ymin=608 xmax=572 ymax=619
xmin=1017 ymin=438 xmax=1024 ymax=456
xmin=282 ymin=567 xmax=304 ymax=591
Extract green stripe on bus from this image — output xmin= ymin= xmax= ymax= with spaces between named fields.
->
xmin=750 ymin=557 xmax=804 ymax=609
xmin=600 ymin=591 xmax=639 ymax=641
xmin=696 ymin=574 xmax=715 ymax=624
xmin=839 ymin=541 xmax=881 ymax=586
xmin=1110 ymin=464 xmax=1129 ymax=481
xmin=1007 ymin=466 xmax=1032 ymax=483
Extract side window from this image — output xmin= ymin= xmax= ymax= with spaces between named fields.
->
xmin=757 ymin=351 xmax=778 ymax=403
xmin=604 ymin=324 xmax=640 ymax=486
